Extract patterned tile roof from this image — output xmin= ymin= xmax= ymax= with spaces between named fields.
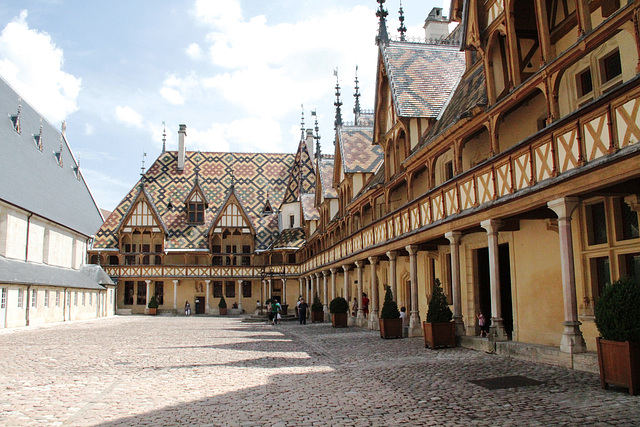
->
xmin=301 ymin=193 xmax=319 ymax=221
xmin=282 ymin=139 xmax=316 ymax=204
xmin=416 ymin=62 xmax=487 ymax=152
xmin=93 ymin=151 xmax=294 ymax=251
xmin=382 ymin=41 xmax=466 ymax=118
xmin=318 ymin=156 xmax=337 ymax=199
xmin=269 ymin=227 xmax=306 ymax=251
xmin=338 ymin=127 xmax=383 ymax=173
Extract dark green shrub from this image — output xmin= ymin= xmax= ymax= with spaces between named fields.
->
xmin=218 ymin=295 xmax=227 ymax=309
xmin=380 ymin=286 xmax=400 ymax=319
xmin=148 ymin=295 xmax=159 ymax=309
xmin=311 ymin=293 xmax=323 ymax=312
xmin=329 ymin=296 xmax=349 ymax=314
xmin=426 ymin=279 xmax=452 ymax=323
xmin=595 ymin=276 xmax=640 ymax=342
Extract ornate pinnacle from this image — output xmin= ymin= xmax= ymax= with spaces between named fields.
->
xmin=398 ymin=1 xmax=407 ymax=41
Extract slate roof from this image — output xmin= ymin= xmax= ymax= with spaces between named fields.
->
xmin=381 ymin=40 xmax=466 ymax=118
xmin=301 ymin=193 xmax=319 ymax=221
xmin=269 ymin=228 xmax=306 ymax=251
xmin=415 ymin=62 xmax=487 ymax=152
xmin=93 ymin=151 xmax=294 ymax=251
xmin=0 ymin=77 xmax=103 ymax=236
xmin=0 ymin=256 xmax=107 ymax=290
xmin=338 ymin=127 xmax=383 ymax=173
xmin=318 ymin=156 xmax=337 ymax=199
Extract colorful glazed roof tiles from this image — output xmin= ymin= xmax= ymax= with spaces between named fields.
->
xmin=382 ymin=40 xmax=465 ymax=118
xmin=338 ymin=127 xmax=383 ymax=173
xmin=301 ymin=193 xmax=320 ymax=221
xmin=93 ymin=151 xmax=294 ymax=251
xmin=269 ymin=227 xmax=306 ymax=251
xmin=318 ymin=157 xmax=337 ymax=199
xmin=282 ymin=139 xmax=316 ymax=204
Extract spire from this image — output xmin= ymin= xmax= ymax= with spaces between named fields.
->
xmin=398 ymin=0 xmax=407 ymax=41
xmin=353 ymin=65 xmax=361 ymax=126
xmin=300 ymin=105 xmax=305 ymax=141
xmin=333 ymin=68 xmax=343 ymax=131
xmin=140 ymin=151 xmax=147 ymax=176
xmin=312 ymin=110 xmax=321 ymax=159
xmin=161 ymin=121 xmax=167 ymax=153
xmin=375 ymin=0 xmax=389 ymax=46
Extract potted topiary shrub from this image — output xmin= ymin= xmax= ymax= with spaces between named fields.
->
xmin=379 ymin=286 xmax=402 ymax=338
xmin=595 ymin=276 xmax=640 ymax=395
xmin=329 ymin=296 xmax=349 ymax=328
xmin=147 ymin=295 xmax=159 ymax=315
xmin=218 ymin=295 xmax=228 ymax=315
xmin=423 ymin=279 xmax=455 ymax=349
xmin=311 ymin=292 xmax=324 ymax=323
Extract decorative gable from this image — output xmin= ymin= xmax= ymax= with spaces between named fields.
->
xmin=210 ymin=190 xmax=255 ymax=235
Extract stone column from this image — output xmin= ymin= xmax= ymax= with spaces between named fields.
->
xmin=173 ymin=280 xmax=178 ymax=310
xmin=355 ymin=260 xmax=365 ymax=326
xmin=298 ymin=277 xmax=303 ymax=300
xmin=281 ymin=278 xmax=286 ymax=309
xmin=386 ymin=251 xmax=398 ymax=301
xmin=145 ymin=280 xmax=152 ymax=314
xmin=237 ymin=280 xmax=243 ymax=312
xmin=445 ymin=231 xmax=465 ymax=336
xmin=343 ymin=265 xmax=353 ymax=325
xmin=268 ymin=279 xmax=272 ymax=300
xmin=480 ymin=220 xmax=508 ymax=341
xmin=315 ymin=272 xmax=322 ymax=303
xmin=205 ymin=280 xmax=211 ymax=312
xmin=323 ymin=270 xmax=330 ymax=321
xmin=548 ymin=197 xmax=587 ymax=353
xmin=406 ymin=245 xmax=422 ymax=337
xmin=330 ymin=267 xmax=337 ymax=301
xmin=305 ymin=276 xmax=310 ymax=302
xmin=368 ymin=256 xmax=380 ymax=330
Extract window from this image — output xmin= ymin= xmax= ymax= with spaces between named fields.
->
xmin=31 ymin=289 xmax=37 ymax=308
xmin=241 ymin=256 xmax=251 ymax=266
xmin=74 ymin=292 xmax=78 ymax=306
xmin=137 ymin=281 xmax=146 ymax=305
xmin=620 ymin=253 xmax=640 ymax=279
xmin=187 ymin=197 xmax=205 ymax=223
xmin=242 ymin=245 xmax=251 ymax=254
xmin=89 ymin=292 xmax=92 ymax=306
xmin=445 ymin=161 xmax=454 ymax=181
xmin=225 ymin=281 xmax=235 ymax=298
xmin=617 ymin=199 xmax=639 ymax=241
xmin=576 ymin=68 xmax=593 ymax=98
xmin=590 ymin=256 xmax=611 ymax=302
xmin=288 ymin=253 xmax=296 ymax=264
xmin=289 ymin=215 xmax=295 ymax=228
xmin=242 ymin=281 xmax=252 ymax=298
xmin=17 ymin=290 xmax=23 ymax=308
xmin=1 ymin=288 xmax=6 ymax=309
xmin=155 ymin=281 xmax=164 ymax=305
xmin=213 ymin=281 xmax=223 ymax=298
xmin=82 ymin=292 xmax=86 ymax=306
xmin=56 ymin=290 xmax=60 ymax=307
xmin=124 ymin=281 xmax=134 ymax=305
xmin=600 ymin=50 xmax=622 ymax=84
xmin=586 ymin=202 xmax=607 ymax=245
xmin=44 ymin=290 xmax=49 ymax=307
xmin=67 ymin=292 xmax=71 ymax=306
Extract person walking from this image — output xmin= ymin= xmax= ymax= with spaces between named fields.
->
xmin=184 ymin=301 xmax=191 ymax=316
xmin=298 ymin=298 xmax=309 ymax=325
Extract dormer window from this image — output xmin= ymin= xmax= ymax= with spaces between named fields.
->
xmin=187 ymin=192 xmax=205 ymax=223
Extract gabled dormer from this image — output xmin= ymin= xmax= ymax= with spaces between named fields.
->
xmin=185 ymin=177 xmax=208 ymax=224
xmin=208 ymin=188 xmax=256 ymax=266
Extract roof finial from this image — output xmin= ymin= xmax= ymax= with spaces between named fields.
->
xmin=57 ymin=137 xmax=64 ymax=167
xmin=61 ymin=120 xmax=66 ymax=136
xmin=333 ymin=68 xmax=343 ymax=131
xmin=376 ymin=0 xmax=389 ymax=45
xmin=13 ymin=98 xmax=21 ymax=133
xmin=161 ymin=121 xmax=167 ymax=153
xmin=36 ymin=118 xmax=43 ymax=151
xmin=300 ymin=105 xmax=305 ymax=141
xmin=398 ymin=0 xmax=407 ymax=41
xmin=353 ymin=65 xmax=361 ymax=125
xmin=312 ymin=109 xmax=321 ymax=159
xmin=140 ymin=151 xmax=147 ymax=176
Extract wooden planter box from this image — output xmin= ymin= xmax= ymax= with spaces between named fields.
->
xmin=423 ymin=321 xmax=456 ymax=349
xmin=596 ymin=337 xmax=640 ymax=395
xmin=331 ymin=313 xmax=348 ymax=328
xmin=219 ymin=308 xmax=228 ymax=315
xmin=379 ymin=318 xmax=403 ymax=339
xmin=312 ymin=310 xmax=324 ymax=323
xmin=148 ymin=308 xmax=157 ymax=315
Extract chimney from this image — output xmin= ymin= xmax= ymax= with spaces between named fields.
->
xmin=306 ymin=129 xmax=314 ymax=160
xmin=423 ymin=7 xmax=449 ymax=41
xmin=178 ymin=124 xmax=186 ymax=171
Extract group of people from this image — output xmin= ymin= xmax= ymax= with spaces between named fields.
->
xmin=261 ymin=297 xmax=310 ymax=325
xmin=351 ymin=293 xmax=370 ymax=317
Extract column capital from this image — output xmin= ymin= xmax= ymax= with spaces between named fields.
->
xmin=204 ymin=279 xmax=211 ymax=284
xmin=315 ymin=272 xmax=321 ymax=278
xmin=342 ymin=264 xmax=350 ymax=272
xmin=299 ymin=277 xmax=304 ymax=283
xmin=444 ymin=231 xmax=462 ymax=244
xmin=547 ymin=197 xmax=580 ymax=220
xmin=480 ymin=219 xmax=502 ymax=235
xmin=330 ymin=267 xmax=338 ymax=274
xmin=368 ymin=256 xmax=379 ymax=265
xmin=355 ymin=260 xmax=365 ymax=268
xmin=405 ymin=245 xmax=419 ymax=256
xmin=386 ymin=250 xmax=398 ymax=261
xmin=323 ymin=270 xmax=330 ymax=277
xmin=145 ymin=279 xmax=152 ymax=285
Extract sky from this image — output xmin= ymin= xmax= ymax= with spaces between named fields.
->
xmin=0 ymin=0 xmax=451 ymax=212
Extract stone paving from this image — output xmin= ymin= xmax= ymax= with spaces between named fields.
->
xmin=1 ymin=315 xmax=639 ymax=426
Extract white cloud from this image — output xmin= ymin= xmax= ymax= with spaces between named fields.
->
xmin=81 ymin=168 xmax=136 ymax=211
xmin=193 ymin=0 xmax=243 ymax=29
xmin=186 ymin=42 xmax=202 ymax=60
xmin=185 ymin=117 xmax=283 ymax=153
xmin=115 ymin=105 xmax=144 ymax=128
xmin=159 ymin=86 xmax=184 ymax=105
xmin=84 ymin=123 xmax=94 ymax=135
xmin=0 ymin=10 xmax=81 ymax=124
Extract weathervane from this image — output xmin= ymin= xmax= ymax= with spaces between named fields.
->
xmin=333 ymin=68 xmax=343 ymax=131
xmin=161 ymin=121 xmax=167 ymax=153
xmin=140 ymin=152 xmax=147 ymax=175
xmin=353 ymin=65 xmax=361 ymax=125
xmin=398 ymin=0 xmax=407 ymax=41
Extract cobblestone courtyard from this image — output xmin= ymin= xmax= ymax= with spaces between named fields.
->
xmin=1 ymin=316 xmax=639 ymax=426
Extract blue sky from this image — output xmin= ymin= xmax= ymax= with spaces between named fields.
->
xmin=0 ymin=0 xmax=449 ymax=212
